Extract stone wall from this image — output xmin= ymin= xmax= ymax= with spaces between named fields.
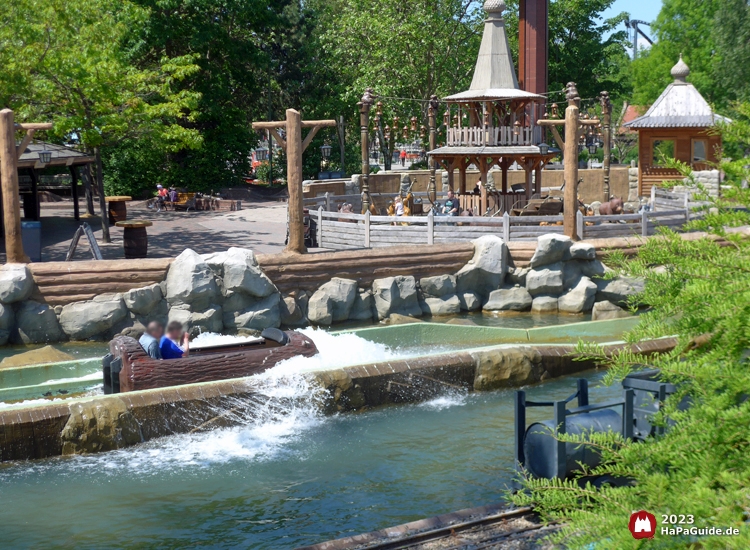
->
xmin=0 ymin=234 xmax=642 ymax=344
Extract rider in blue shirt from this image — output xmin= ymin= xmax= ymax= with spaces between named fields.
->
xmin=159 ymin=321 xmax=190 ymax=359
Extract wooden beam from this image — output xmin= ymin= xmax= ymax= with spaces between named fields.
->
xmin=15 ymin=122 xmax=52 ymax=131
xmin=301 ymin=120 xmax=337 ymax=129
xmin=564 ymin=103 xmax=580 ymax=240
xmin=16 ymin=129 xmax=35 ymax=160
xmin=0 ymin=109 xmax=29 ymax=263
xmin=285 ymin=109 xmax=305 ymax=254
xmin=252 ymin=121 xmax=285 ymax=130
xmin=269 ymin=128 xmax=287 ymax=152
xmin=253 ymin=119 xmax=336 ymax=130
xmin=550 ymin=126 xmax=565 ymax=151
xmin=301 ymin=125 xmax=321 ymax=153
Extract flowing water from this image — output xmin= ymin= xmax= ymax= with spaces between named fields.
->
xmin=0 ymin=367 xmax=622 ymax=549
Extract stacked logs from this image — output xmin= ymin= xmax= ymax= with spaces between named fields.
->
xmin=256 ymin=244 xmax=476 ymax=295
xmin=29 ymin=259 xmax=171 ymax=306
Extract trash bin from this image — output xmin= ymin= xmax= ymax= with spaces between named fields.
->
xmin=21 ymin=221 xmax=42 ymax=262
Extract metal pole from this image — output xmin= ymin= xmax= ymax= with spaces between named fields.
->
xmin=599 ymin=91 xmax=612 ymax=201
xmin=554 ymin=400 xmax=567 ymax=479
xmin=428 ymin=95 xmax=438 ymax=203
xmin=577 ymin=378 xmax=589 ymax=407
xmin=514 ymin=390 xmax=527 ymax=473
xmin=338 ymin=115 xmax=346 ymax=175
xmin=358 ymin=89 xmax=373 ymax=214
xmin=563 ymin=83 xmax=580 ymax=240
xmin=0 ymin=109 xmax=29 ymax=263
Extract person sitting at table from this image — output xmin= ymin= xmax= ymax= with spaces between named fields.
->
xmin=139 ymin=321 xmax=164 ymax=359
xmin=160 ymin=321 xmax=190 ymax=359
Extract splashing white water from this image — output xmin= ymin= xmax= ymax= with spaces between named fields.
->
xmin=419 ymin=392 xmax=468 ymax=411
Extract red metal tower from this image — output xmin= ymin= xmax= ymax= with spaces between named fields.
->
xmin=518 ymin=0 xmax=548 ymax=96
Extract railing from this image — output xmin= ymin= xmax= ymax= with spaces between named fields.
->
xmin=446 ymin=126 xmax=542 ymax=147
xmin=304 ymin=192 xmax=450 ymax=215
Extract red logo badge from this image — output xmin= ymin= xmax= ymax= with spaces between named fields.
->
xmin=628 ymin=510 xmax=657 ymax=539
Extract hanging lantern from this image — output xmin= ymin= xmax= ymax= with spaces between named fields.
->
xmin=402 ymin=126 xmax=408 ymax=140
xmin=420 ymin=125 xmax=426 ymax=138
xmin=384 ymin=124 xmax=390 ymax=140
xmin=320 ymin=143 xmax=332 ymax=159
xmin=254 ymin=146 xmax=269 ymax=161
xmin=392 ymin=116 xmax=399 ymax=132
xmin=443 ymin=110 xmax=450 ymax=127
xmin=538 ymin=143 xmax=550 ymax=156
xmin=376 ymin=101 xmax=383 ymax=116
xmin=410 ymin=116 xmax=417 ymax=131
xmin=452 ymin=114 xmax=458 ymax=126
xmin=513 ymin=120 xmax=521 ymax=136
xmin=484 ymin=110 xmax=490 ymax=126
xmin=551 ymin=103 xmax=559 ymax=118
xmin=38 ymin=150 xmax=52 ymax=164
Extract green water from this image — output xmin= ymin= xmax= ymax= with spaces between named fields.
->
xmin=0 ymin=369 xmax=622 ymax=549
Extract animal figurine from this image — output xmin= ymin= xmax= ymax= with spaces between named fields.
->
xmin=598 ymin=197 xmax=624 ymax=216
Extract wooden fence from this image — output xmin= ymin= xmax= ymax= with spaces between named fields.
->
xmin=316 ymin=207 xmax=694 ymax=250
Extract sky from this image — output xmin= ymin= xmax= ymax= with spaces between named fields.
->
xmin=602 ymin=0 xmax=663 ymax=26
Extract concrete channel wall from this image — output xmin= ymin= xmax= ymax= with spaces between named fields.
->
xmin=0 ymin=318 xmax=676 ymax=462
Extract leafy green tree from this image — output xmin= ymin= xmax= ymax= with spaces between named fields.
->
xmin=713 ymin=0 xmax=750 ymax=104
xmin=630 ymin=0 xmax=722 ymax=106
xmin=0 ymin=0 xmax=202 ymax=239
xmin=510 ymin=106 xmax=750 ymax=549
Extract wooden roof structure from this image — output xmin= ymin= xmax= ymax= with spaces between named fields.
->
xmin=17 ymin=141 xmax=95 ymax=169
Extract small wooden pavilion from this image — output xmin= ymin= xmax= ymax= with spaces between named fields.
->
xmin=428 ymin=0 xmax=554 ymax=215
xmin=624 ymin=56 xmax=730 ymax=197
xmin=16 ymin=141 xmax=95 ymax=221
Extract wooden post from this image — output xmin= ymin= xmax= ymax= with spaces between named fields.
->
xmin=364 ymin=210 xmax=371 ymax=248
xmin=641 ymin=209 xmax=648 ymax=237
xmin=599 ymin=91 xmax=612 ymax=201
xmin=70 ymin=166 xmax=80 ymax=221
xmin=317 ymin=206 xmax=323 ymax=247
xmin=94 ymin=147 xmax=111 ymax=243
xmin=479 ymin=157 xmax=488 ymax=215
xmin=428 ymin=95 xmax=438 ymax=203
xmin=82 ymin=163 xmax=96 ymax=216
xmin=0 ymin=109 xmax=29 ymax=263
xmin=427 ymin=210 xmax=434 ymax=245
xmin=563 ymin=85 xmax=580 ymax=240
xmin=358 ymin=89 xmax=373 ymax=214
xmin=459 ymin=163 xmax=467 ymax=195
xmin=534 ymin=163 xmax=542 ymax=196
xmin=286 ymin=109 xmax=305 ymax=254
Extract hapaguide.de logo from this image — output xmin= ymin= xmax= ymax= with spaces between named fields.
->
xmin=629 ymin=510 xmax=657 ymax=539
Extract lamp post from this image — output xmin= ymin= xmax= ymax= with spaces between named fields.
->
xmin=538 ymin=142 xmax=550 ymax=156
xmin=599 ymin=91 xmax=612 ymax=200
xmin=428 ymin=94 xmax=438 ymax=203
xmin=320 ymin=142 xmax=332 ymax=173
xmin=358 ymin=88 xmax=374 ymax=214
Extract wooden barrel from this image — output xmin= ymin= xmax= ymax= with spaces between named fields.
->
xmin=123 ymin=227 xmax=148 ymax=259
xmin=109 ymin=201 xmax=127 ymax=225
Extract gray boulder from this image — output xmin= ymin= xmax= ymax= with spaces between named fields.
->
xmin=165 ymin=249 xmax=218 ymax=309
xmin=372 ymin=276 xmax=422 ymax=320
xmin=308 ymin=278 xmax=358 ymax=324
xmin=123 ymin=284 xmax=163 ymax=316
xmin=484 ymin=286 xmax=533 ymax=311
xmin=13 ymin=301 xmax=65 ymax=344
xmin=558 ymin=277 xmax=598 ymax=313
xmin=531 ymin=296 xmax=558 ymax=313
xmin=0 ymin=264 xmax=34 ymax=304
xmin=526 ymin=262 xmax=564 ymax=296
xmin=459 ymin=291 xmax=482 ymax=311
xmin=280 ymin=295 xmax=307 ymax=326
xmin=506 ymin=267 xmax=529 ymax=287
xmin=0 ymin=303 xmax=15 ymax=346
xmin=456 ymin=235 xmax=508 ymax=297
xmin=567 ymin=242 xmax=596 ymax=261
xmin=421 ymin=295 xmax=461 ymax=316
xmin=222 ymin=293 xmax=281 ymax=331
xmin=530 ymin=234 xmax=572 ymax=268
xmin=59 ymin=294 xmax=128 ymax=340
xmin=400 ymin=173 xmax=412 ymax=194
xmin=217 ymin=247 xmax=276 ymax=298
xmin=420 ymin=275 xmax=456 ymax=297
xmin=592 ymin=300 xmax=633 ymax=321
xmin=349 ymin=289 xmax=375 ymax=321
xmin=595 ymin=276 xmax=645 ymax=305
xmin=168 ymin=305 xmax=223 ymax=335
xmin=579 ymin=259 xmax=608 ymax=279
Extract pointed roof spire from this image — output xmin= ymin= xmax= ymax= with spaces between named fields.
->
xmin=443 ymin=0 xmax=541 ymax=102
xmin=671 ymin=54 xmax=690 ymax=84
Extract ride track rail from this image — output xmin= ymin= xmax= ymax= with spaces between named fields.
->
xmin=296 ymin=504 xmax=556 ymax=550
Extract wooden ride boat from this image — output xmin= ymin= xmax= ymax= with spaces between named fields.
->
xmin=104 ymin=329 xmax=318 ymax=394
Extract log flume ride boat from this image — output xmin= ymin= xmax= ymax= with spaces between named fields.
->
xmin=103 ymin=329 xmax=318 ymax=394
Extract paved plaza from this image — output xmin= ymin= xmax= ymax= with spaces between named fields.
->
xmin=26 ymin=198 xmax=292 ymax=262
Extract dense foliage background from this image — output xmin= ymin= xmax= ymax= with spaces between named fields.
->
xmin=1 ymin=0 xmax=748 ymax=195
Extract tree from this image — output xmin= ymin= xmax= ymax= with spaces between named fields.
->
xmin=630 ymin=0 xmax=722 ymax=106
xmin=713 ymin=0 xmax=750 ymax=104
xmin=510 ymin=105 xmax=750 ymax=549
xmin=0 ymin=0 xmax=202 ymax=240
